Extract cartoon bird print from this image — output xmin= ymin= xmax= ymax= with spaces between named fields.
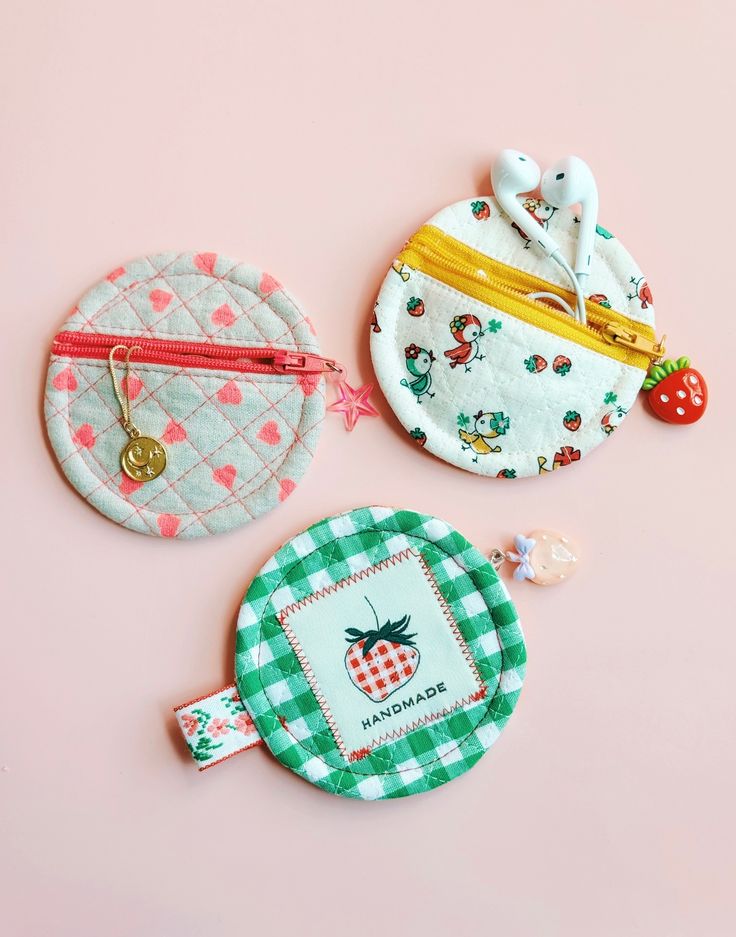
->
xmin=458 ymin=410 xmax=510 ymax=462
xmin=601 ymin=405 xmax=627 ymax=435
xmin=400 ymin=344 xmax=435 ymax=402
xmin=627 ymin=275 xmax=653 ymax=309
xmin=512 ymin=197 xmax=556 ymax=248
xmin=444 ymin=314 xmax=484 ymax=372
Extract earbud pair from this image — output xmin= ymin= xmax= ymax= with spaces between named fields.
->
xmin=491 ymin=149 xmax=599 ymax=323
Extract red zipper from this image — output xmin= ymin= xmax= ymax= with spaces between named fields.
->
xmin=52 ymin=331 xmax=344 ymax=377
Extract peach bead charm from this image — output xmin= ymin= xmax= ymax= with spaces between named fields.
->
xmin=506 ymin=530 xmax=580 ymax=586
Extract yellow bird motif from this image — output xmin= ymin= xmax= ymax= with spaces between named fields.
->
xmin=458 ymin=410 xmax=510 ymax=461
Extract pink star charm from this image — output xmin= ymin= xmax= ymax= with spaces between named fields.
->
xmin=328 ymin=381 xmax=379 ymax=431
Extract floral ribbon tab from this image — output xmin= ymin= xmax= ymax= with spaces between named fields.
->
xmin=174 ymin=684 xmax=263 ymax=770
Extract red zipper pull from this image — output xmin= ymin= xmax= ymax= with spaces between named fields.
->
xmin=270 ymin=350 xmax=345 ymax=378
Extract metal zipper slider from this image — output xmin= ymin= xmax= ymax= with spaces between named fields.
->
xmin=601 ymin=323 xmax=666 ymax=362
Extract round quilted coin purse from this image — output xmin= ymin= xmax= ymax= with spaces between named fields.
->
xmin=174 ymin=506 xmax=526 ymax=799
xmin=45 ymin=252 xmax=339 ymax=538
xmin=371 ymin=197 xmax=666 ymax=478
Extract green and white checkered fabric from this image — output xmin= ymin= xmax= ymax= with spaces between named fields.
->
xmin=235 ymin=506 xmax=526 ymax=799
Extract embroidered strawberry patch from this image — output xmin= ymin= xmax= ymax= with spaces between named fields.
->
xmin=344 ymin=599 xmax=419 ymax=702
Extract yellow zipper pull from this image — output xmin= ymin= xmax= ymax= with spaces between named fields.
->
xmin=601 ymin=323 xmax=666 ymax=362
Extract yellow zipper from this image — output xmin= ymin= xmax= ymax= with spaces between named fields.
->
xmin=397 ymin=225 xmax=666 ymax=370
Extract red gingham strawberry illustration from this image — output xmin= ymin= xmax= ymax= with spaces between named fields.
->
xmin=471 ymin=200 xmax=490 ymax=220
xmin=553 ymin=355 xmax=572 ymax=376
xmin=524 ymin=354 xmax=548 ymax=373
xmin=563 ymin=410 xmax=581 ymax=431
xmin=344 ymin=598 xmax=420 ymax=702
xmin=406 ymin=297 xmax=425 ymax=317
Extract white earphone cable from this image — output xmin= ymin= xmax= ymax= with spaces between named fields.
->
xmin=526 ymin=292 xmax=578 ymax=319
xmin=551 ymin=252 xmax=587 ymax=324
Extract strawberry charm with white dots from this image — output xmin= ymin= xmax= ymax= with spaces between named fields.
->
xmin=643 ymin=356 xmax=708 ymax=425
xmin=344 ymin=598 xmax=420 ymax=702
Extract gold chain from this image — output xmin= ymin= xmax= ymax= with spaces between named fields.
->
xmin=108 ymin=344 xmax=142 ymax=436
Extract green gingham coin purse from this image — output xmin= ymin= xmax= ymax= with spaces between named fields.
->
xmin=174 ymin=506 xmax=526 ymax=799
xmin=45 ymin=252 xmax=340 ymax=538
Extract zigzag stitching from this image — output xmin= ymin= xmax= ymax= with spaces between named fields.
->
xmin=347 ymin=687 xmax=488 ymax=759
xmin=277 ymin=547 xmax=489 ymax=763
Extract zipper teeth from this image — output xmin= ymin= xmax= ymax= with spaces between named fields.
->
xmin=51 ymin=331 xmax=330 ymax=375
xmin=419 ymin=239 xmax=606 ymax=339
xmin=403 ymin=225 xmax=655 ymax=343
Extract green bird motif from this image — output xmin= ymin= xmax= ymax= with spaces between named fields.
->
xmin=401 ymin=344 xmax=436 ymax=403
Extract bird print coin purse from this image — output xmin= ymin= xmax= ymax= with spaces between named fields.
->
xmin=173 ymin=506 xmax=526 ymax=799
xmin=44 ymin=252 xmax=374 ymax=538
xmin=370 ymin=195 xmax=695 ymax=478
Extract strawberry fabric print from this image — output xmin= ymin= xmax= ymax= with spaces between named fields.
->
xmin=563 ymin=410 xmax=581 ymax=431
xmin=643 ymin=357 xmax=708 ymax=424
xmin=444 ymin=314 xmax=484 ymax=371
xmin=524 ymin=354 xmax=547 ymax=373
xmin=406 ymin=297 xmax=425 ymax=317
xmin=471 ymin=200 xmax=490 ymax=220
xmin=410 ymin=427 xmax=427 ymax=447
xmin=553 ymin=355 xmax=572 ymax=376
xmin=345 ymin=599 xmax=420 ymax=702
xmin=497 ymin=468 xmax=517 ymax=479
xmin=627 ymin=275 xmax=653 ymax=309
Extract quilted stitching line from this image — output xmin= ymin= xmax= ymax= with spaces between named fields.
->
xmin=49 ymin=374 xmax=317 ymax=527
xmin=47 ymin=363 xmax=321 ymax=533
xmin=88 ymin=254 xmax=305 ymax=348
xmin=49 ymin=252 xmax=325 ymax=535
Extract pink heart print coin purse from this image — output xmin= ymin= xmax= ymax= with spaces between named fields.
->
xmin=44 ymin=252 xmax=342 ymax=538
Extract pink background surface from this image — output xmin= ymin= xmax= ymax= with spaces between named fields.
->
xmin=2 ymin=1 xmax=734 ymax=934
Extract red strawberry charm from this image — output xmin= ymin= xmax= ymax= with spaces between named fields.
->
xmin=524 ymin=354 xmax=548 ymax=373
xmin=471 ymin=200 xmax=490 ymax=220
xmin=643 ymin=357 xmax=707 ymax=425
xmin=344 ymin=600 xmax=420 ymax=702
xmin=553 ymin=355 xmax=572 ymax=376
xmin=563 ymin=410 xmax=581 ymax=431
xmin=406 ymin=297 xmax=425 ymax=317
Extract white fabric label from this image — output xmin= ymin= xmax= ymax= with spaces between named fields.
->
xmin=279 ymin=549 xmax=484 ymax=760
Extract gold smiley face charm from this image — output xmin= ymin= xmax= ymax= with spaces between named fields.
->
xmin=121 ymin=436 xmax=167 ymax=482
xmin=108 ymin=344 xmax=168 ymax=484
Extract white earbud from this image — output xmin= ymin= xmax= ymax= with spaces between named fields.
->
xmin=541 ymin=155 xmax=598 ymax=283
xmin=491 ymin=149 xmax=560 ymax=257
xmin=491 ymin=149 xmax=587 ymax=323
